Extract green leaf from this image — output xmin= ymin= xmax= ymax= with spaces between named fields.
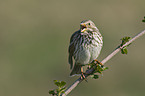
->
xmin=53 ymin=80 xmax=66 ymax=88
xmin=60 ymin=81 xmax=66 ymax=88
xmin=103 ymin=67 xmax=109 ymax=71
xmin=50 ymin=80 xmax=67 ymax=96
xmin=92 ymin=75 xmax=99 ymax=79
xmin=121 ymin=48 xmax=128 ymax=54
xmin=120 ymin=36 xmax=131 ymax=54
xmin=49 ymin=90 xmax=55 ymax=95
xmin=60 ymin=87 xmax=66 ymax=92
xmin=121 ymin=49 xmax=124 ymax=54
xmin=97 ymin=71 xmax=102 ymax=74
xmin=56 ymin=89 xmax=60 ymax=93
xmin=123 ymin=48 xmax=128 ymax=54
xmin=99 ymin=68 xmax=104 ymax=71
xmin=54 ymin=80 xmax=61 ymax=87
xmin=61 ymin=91 xmax=65 ymax=94
xmin=53 ymin=80 xmax=58 ymax=83
xmin=121 ymin=36 xmax=131 ymax=46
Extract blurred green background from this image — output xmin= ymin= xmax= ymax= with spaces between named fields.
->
xmin=0 ymin=0 xmax=145 ymax=96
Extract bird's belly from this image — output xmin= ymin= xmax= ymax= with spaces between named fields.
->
xmin=89 ymin=46 xmax=102 ymax=62
xmin=74 ymin=46 xmax=101 ymax=65
xmin=75 ymin=48 xmax=90 ymax=65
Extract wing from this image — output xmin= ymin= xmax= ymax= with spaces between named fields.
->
xmin=68 ymin=30 xmax=80 ymax=69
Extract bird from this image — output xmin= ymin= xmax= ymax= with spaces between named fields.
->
xmin=68 ymin=20 xmax=103 ymax=77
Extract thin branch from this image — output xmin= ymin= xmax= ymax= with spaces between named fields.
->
xmin=61 ymin=29 xmax=145 ymax=96
xmin=102 ymin=29 xmax=145 ymax=64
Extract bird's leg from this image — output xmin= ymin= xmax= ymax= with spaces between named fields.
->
xmin=94 ymin=59 xmax=104 ymax=67
xmin=80 ymin=67 xmax=86 ymax=79
xmin=81 ymin=67 xmax=88 ymax=82
xmin=80 ymin=67 xmax=88 ymax=82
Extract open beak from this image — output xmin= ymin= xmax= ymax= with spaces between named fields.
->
xmin=81 ymin=23 xmax=87 ymax=32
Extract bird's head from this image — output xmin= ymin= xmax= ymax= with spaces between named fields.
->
xmin=80 ymin=20 xmax=97 ymax=33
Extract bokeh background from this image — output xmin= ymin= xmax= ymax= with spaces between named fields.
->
xmin=0 ymin=0 xmax=145 ymax=96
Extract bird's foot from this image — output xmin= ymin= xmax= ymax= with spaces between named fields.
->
xmin=80 ymin=72 xmax=88 ymax=82
xmin=81 ymin=72 xmax=85 ymax=79
xmin=94 ymin=59 xmax=104 ymax=67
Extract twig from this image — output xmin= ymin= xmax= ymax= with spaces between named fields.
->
xmin=61 ymin=29 xmax=145 ymax=96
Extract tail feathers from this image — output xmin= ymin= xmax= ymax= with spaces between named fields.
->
xmin=70 ymin=64 xmax=82 ymax=76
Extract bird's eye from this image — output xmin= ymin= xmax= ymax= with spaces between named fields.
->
xmin=88 ymin=23 xmax=90 ymax=25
